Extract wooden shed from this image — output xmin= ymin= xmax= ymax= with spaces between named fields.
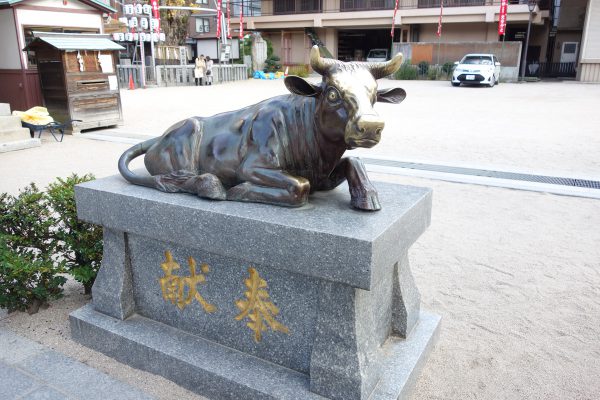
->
xmin=24 ymin=33 xmax=125 ymax=132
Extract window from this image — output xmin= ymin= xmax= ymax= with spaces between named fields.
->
xmin=195 ymin=17 xmax=210 ymax=33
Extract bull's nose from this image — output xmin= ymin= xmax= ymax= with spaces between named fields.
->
xmin=357 ymin=115 xmax=385 ymax=137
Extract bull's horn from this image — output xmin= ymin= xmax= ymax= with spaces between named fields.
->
xmin=310 ymin=45 xmax=336 ymax=76
xmin=368 ymin=53 xmax=404 ymax=80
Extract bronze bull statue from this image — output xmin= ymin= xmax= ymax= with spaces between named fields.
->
xmin=118 ymin=46 xmax=405 ymax=211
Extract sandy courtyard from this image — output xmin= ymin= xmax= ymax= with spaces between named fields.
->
xmin=1 ymin=79 xmax=599 ymax=400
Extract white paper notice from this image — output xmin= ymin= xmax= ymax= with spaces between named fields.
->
xmin=98 ymin=54 xmax=114 ymax=73
xmin=108 ymin=75 xmax=118 ymax=91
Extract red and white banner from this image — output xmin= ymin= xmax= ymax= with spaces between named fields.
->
xmin=226 ymin=0 xmax=231 ymax=39
xmin=150 ymin=0 xmax=160 ymax=33
xmin=239 ymin=0 xmax=244 ymax=39
xmin=498 ymin=0 xmax=508 ymax=35
xmin=436 ymin=0 xmax=444 ymax=37
xmin=216 ymin=0 xmax=223 ymax=38
xmin=390 ymin=0 xmax=399 ymax=37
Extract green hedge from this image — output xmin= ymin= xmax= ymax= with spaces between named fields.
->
xmin=0 ymin=174 xmax=102 ymax=314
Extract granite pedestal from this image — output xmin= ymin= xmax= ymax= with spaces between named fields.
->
xmin=70 ymin=174 xmax=440 ymax=400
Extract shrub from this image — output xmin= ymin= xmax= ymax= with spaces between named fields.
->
xmin=263 ymin=55 xmax=281 ymax=73
xmin=0 ymin=237 xmax=66 ymax=314
xmin=0 ymin=184 xmax=57 ymax=265
xmin=428 ymin=66 xmax=440 ymax=80
xmin=47 ymin=174 xmax=102 ymax=295
xmin=0 ymin=174 xmax=103 ymax=313
xmin=394 ymin=62 xmax=418 ymax=80
xmin=417 ymin=61 xmax=429 ymax=76
xmin=442 ymin=61 xmax=455 ymax=75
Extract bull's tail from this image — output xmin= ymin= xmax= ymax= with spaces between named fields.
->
xmin=118 ymin=137 xmax=160 ymax=188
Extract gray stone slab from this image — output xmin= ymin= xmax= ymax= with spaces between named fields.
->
xmin=16 ymin=349 xmax=154 ymax=400
xmin=0 ymin=328 xmax=46 ymax=364
xmin=0 ymin=360 xmax=40 ymax=399
xmin=21 ymin=386 xmax=70 ymax=400
xmin=70 ymin=304 xmax=440 ymax=400
xmin=371 ymin=311 xmax=442 ymax=400
xmin=0 ymin=138 xmax=42 ymax=153
xmin=75 ymin=175 xmax=431 ymax=290
xmin=70 ymin=304 xmax=326 ymax=400
xmin=92 ymin=228 xmax=135 ymax=320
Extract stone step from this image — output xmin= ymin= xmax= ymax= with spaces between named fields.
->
xmin=0 ymin=115 xmax=24 ymax=130
xmin=0 ymin=128 xmax=32 ymax=143
xmin=0 ymin=138 xmax=41 ymax=153
xmin=0 ymin=103 xmax=10 ymax=117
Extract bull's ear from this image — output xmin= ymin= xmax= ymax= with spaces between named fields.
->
xmin=376 ymin=87 xmax=406 ymax=104
xmin=284 ymin=76 xmax=321 ymax=97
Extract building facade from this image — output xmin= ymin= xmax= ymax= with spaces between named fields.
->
xmin=222 ymin=0 xmax=599 ymax=82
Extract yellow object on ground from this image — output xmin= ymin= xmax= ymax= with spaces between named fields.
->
xmin=12 ymin=107 xmax=54 ymax=125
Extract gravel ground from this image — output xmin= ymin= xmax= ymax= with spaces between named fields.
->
xmin=1 ymin=79 xmax=599 ymax=400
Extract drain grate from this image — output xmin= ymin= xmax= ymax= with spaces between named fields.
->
xmin=360 ymin=158 xmax=600 ymax=190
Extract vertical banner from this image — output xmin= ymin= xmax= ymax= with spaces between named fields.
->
xmin=498 ymin=0 xmax=508 ymax=35
xmin=151 ymin=0 xmax=159 ymax=33
xmin=216 ymin=0 xmax=223 ymax=38
xmin=436 ymin=0 xmax=444 ymax=37
xmin=239 ymin=0 xmax=244 ymax=39
xmin=226 ymin=0 xmax=231 ymax=39
xmin=390 ymin=0 xmax=399 ymax=37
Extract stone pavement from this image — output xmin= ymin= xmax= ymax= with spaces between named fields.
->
xmin=0 ymin=328 xmax=154 ymax=400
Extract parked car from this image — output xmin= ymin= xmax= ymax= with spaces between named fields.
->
xmin=366 ymin=49 xmax=389 ymax=62
xmin=451 ymin=54 xmax=501 ymax=87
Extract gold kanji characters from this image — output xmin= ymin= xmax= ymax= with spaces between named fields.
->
xmin=159 ymin=251 xmax=216 ymax=313
xmin=235 ymin=267 xmax=290 ymax=342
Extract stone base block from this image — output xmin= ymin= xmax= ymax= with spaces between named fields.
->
xmin=71 ymin=176 xmax=439 ymax=400
xmin=0 ymin=138 xmax=41 ymax=153
xmin=70 ymin=304 xmax=440 ymax=400
xmin=0 ymin=128 xmax=33 ymax=142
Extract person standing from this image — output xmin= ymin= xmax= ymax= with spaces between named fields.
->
xmin=205 ymin=56 xmax=214 ymax=85
xmin=194 ymin=55 xmax=206 ymax=86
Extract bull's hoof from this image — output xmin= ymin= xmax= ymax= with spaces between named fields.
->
xmin=350 ymin=185 xmax=381 ymax=211
xmin=196 ymin=173 xmax=226 ymax=200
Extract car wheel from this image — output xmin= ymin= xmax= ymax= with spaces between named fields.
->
xmin=452 ymin=82 xmax=460 ymax=87
xmin=488 ymin=76 xmax=495 ymax=87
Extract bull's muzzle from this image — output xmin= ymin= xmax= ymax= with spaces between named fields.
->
xmin=349 ymin=115 xmax=385 ymax=148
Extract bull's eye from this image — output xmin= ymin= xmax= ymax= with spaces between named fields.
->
xmin=326 ymin=88 xmax=341 ymax=104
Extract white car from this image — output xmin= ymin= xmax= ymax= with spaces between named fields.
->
xmin=451 ymin=54 xmax=501 ymax=87
xmin=366 ymin=49 xmax=388 ymax=62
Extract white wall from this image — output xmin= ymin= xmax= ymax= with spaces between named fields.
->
xmin=580 ymin=0 xmax=600 ymax=61
xmin=0 ymin=9 xmax=21 ymax=69
xmin=419 ymin=22 xmax=488 ymax=42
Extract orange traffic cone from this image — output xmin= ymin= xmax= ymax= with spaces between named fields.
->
xmin=128 ymin=73 xmax=135 ymax=90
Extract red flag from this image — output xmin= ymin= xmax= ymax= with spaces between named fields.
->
xmin=436 ymin=0 xmax=444 ymax=37
xmin=151 ymin=0 xmax=160 ymax=33
xmin=391 ymin=0 xmax=399 ymax=37
xmin=216 ymin=0 xmax=223 ymax=38
xmin=498 ymin=0 xmax=508 ymax=35
xmin=239 ymin=0 xmax=244 ymax=39
xmin=226 ymin=0 xmax=231 ymax=39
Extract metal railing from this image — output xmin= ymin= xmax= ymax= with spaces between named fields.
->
xmin=250 ymin=0 xmax=543 ymax=15
xmin=525 ymin=62 xmax=576 ymax=78
xmin=155 ymin=64 xmax=250 ymax=86
xmin=117 ymin=64 xmax=250 ymax=88
xmin=273 ymin=0 xmax=322 ymax=14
